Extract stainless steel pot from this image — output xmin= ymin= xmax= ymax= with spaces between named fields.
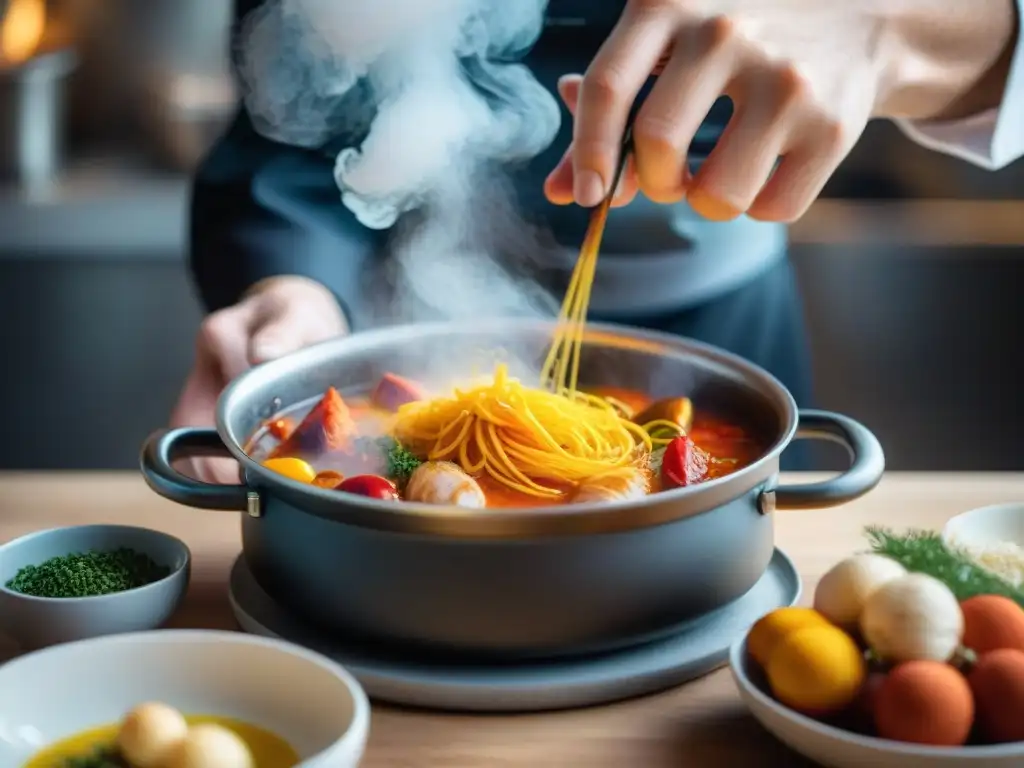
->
xmin=141 ymin=320 xmax=884 ymax=659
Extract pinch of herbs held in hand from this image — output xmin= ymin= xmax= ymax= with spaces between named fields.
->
xmin=4 ymin=548 xmax=171 ymax=599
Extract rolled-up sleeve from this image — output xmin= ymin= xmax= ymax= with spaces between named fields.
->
xmin=894 ymin=0 xmax=1024 ymax=170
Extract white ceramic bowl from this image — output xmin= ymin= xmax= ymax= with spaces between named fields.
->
xmin=0 ymin=630 xmax=370 ymax=767
xmin=944 ymin=503 xmax=1024 ymax=554
xmin=0 ymin=524 xmax=191 ymax=650
xmin=729 ymin=637 xmax=1024 ymax=767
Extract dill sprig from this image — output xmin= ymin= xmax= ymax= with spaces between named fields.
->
xmin=865 ymin=526 xmax=1024 ymax=606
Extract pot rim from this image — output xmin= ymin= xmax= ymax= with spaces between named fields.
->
xmin=213 ymin=319 xmax=798 ymax=537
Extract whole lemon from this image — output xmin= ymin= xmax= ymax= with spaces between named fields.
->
xmin=747 ymin=607 xmax=830 ymax=668
xmin=766 ymin=624 xmax=867 ymax=715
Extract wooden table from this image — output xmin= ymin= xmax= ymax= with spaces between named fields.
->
xmin=1 ymin=472 xmax=1021 ymax=767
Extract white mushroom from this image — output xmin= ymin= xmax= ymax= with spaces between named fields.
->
xmin=573 ymin=468 xmax=649 ymax=504
xmin=405 ymin=461 xmax=486 ymax=507
xmin=813 ymin=554 xmax=907 ymax=630
xmin=860 ymin=572 xmax=964 ymax=663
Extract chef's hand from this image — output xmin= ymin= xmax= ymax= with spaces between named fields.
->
xmin=545 ymin=0 xmax=1017 ymax=221
xmin=170 ymin=276 xmax=348 ymax=484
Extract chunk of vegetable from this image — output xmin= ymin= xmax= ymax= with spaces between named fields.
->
xmin=660 ymin=435 xmax=709 ymax=488
xmin=261 ymin=457 xmax=317 ymax=483
xmin=337 ymin=474 xmax=400 ymax=500
xmin=371 ymin=372 xmax=425 ymax=411
xmin=269 ymin=387 xmax=356 ymax=460
xmin=405 ymin=461 xmax=485 ymax=507
xmin=312 ymin=470 xmax=345 ymax=489
xmin=267 ymin=417 xmax=294 ymax=441
xmin=633 ymin=397 xmax=694 ymax=432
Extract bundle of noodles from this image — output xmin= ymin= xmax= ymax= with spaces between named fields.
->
xmin=391 ymin=364 xmax=653 ymax=498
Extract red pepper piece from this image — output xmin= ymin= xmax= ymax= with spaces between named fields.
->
xmin=269 ymin=387 xmax=356 ymax=460
xmin=370 ymin=372 xmax=425 ymax=412
xmin=267 ymin=417 xmax=294 ymax=441
xmin=661 ymin=435 xmax=710 ymax=489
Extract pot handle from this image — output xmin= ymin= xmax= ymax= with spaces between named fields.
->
xmin=140 ymin=427 xmax=250 ymax=511
xmin=772 ymin=410 xmax=885 ymax=510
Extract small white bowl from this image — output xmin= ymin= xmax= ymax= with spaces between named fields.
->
xmin=943 ymin=502 xmax=1024 ymax=552
xmin=0 ymin=525 xmax=191 ymax=650
xmin=0 ymin=629 xmax=370 ymax=767
xmin=729 ymin=637 xmax=1024 ymax=767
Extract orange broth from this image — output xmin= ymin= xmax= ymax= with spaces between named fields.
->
xmin=253 ymin=382 xmax=765 ymax=508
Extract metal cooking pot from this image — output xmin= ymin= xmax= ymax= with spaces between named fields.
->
xmin=141 ymin=320 xmax=884 ymax=659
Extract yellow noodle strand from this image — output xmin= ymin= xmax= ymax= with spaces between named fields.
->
xmin=393 ymin=363 xmax=652 ymax=498
xmin=541 ymin=201 xmax=612 ymax=395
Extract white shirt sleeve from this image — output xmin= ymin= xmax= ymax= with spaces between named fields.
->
xmin=894 ymin=1 xmax=1024 ymax=171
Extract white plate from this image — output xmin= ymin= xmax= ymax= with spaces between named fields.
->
xmin=729 ymin=637 xmax=1024 ymax=767
xmin=0 ymin=629 xmax=370 ymax=767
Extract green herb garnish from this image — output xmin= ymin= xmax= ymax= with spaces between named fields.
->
xmin=63 ymin=745 xmax=127 ymax=767
xmin=376 ymin=437 xmax=423 ymax=485
xmin=5 ymin=548 xmax=171 ymax=599
xmin=865 ymin=526 xmax=1024 ymax=606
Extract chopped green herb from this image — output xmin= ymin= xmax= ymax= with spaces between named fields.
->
xmin=5 ymin=548 xmax=171 ymax=599
xmin=376 ymin=437 xmax=423 ymax=484
xmin=63 ymin=745 xmax=127 ymax=767
xmin=864 ymin=526 xmax=1024 ymax=606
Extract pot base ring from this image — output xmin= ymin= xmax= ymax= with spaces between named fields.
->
xmin=228 ymin=550 xmax=800 ymax=713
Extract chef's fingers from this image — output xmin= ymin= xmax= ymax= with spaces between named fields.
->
xmin=544 ymin=146 xmax=576 ymax=205
xmin=204 ymin=303 xmax=258 ymax=380
xmin=168 ymin=363 xmax=219 ymax=429
xmin=248 ymin=310 xmax=310 ymax=366
xmin=747 ymin=118 xmax=849 ymax=222
xmin=573 ymin=4 xmax=674 ymax=206
xmin=558 ymin=74 xmax=582 ymax=116
xmin=544 ymin=76 xmax=583 ymax=205
xmin=169 ymin=312 xmax=250 ymax=485
xmin=546 ymin=75 xmax=639 ymax=207
xmin=687 ymin=68 xmax=803 ymax=221
xmin=632 ymin=17 xmax=737 ymax=204
xmin=169 ymin=303 xmax=255 ymax=429
xmin=167 ymin=391 xmax=240 ymax=484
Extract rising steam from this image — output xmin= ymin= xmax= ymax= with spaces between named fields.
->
xmin=236 ymin=0 xmax=563 ymax=327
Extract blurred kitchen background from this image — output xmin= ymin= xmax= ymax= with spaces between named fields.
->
xmin=1 ymin=0 xmax=1022 ymax=471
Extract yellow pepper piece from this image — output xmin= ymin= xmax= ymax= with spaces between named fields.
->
xmin=261 ymin=457 xmax=317 ymax=483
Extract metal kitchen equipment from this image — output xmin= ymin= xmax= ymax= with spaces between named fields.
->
xmin=141 ymin=319 xmax=885 ymax=660
xmin=0 ymin=0 xmax=76 ymax=186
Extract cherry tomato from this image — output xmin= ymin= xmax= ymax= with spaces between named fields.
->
xmin=660 ymin=436 xmax=709 ymax=489
xmin=337 ymin=474 xmax=399 ymax=500
xmin=312 ymin=470 xmax=345 ymax=489
xmin=268 ymin=417 xmax=294 ymax=441
xmin=262 ymin=457 xmax=317 ymax=483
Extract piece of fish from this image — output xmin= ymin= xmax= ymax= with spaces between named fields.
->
xmin=573 ymin=468 xmax=649 ymax=504
xmin=405 ymin=461 xmax=486 ymax=508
